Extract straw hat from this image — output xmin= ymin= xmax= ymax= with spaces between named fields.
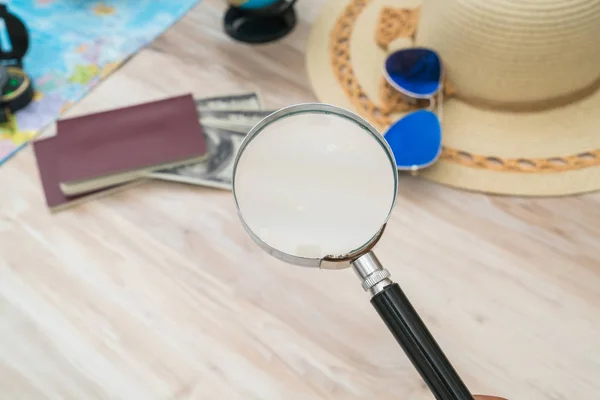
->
xmin=306 ymin=0 xmax=600 ymax=196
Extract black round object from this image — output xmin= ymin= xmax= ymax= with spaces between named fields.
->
xmin=224 ymin=0 xmax=297 ymax=44
xmin=0 ymin=5 xmax=34 ymax=120
xmin=2 ymin=67 xmax=34 ymax=112
xmin=0 ymin=5 xmax=29 ymax=63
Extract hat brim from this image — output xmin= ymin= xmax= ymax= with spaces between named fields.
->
xmin=306 ymin=0 xmax=600 ymax=196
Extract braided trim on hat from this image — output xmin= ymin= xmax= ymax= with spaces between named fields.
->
xmin=329 ymin=0 xmax=600 ymax=173
xmin=375 ymin=6 xmax=420 ymax=48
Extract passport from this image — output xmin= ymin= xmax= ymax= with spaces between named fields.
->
xmin=32 ymin=136 xmax=147 ymax=212
xmin=54 ymin=93 xmax=207 ymax=196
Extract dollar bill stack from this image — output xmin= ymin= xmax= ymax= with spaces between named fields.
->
xmin=150 ymin=92 xmax=276 ymax=190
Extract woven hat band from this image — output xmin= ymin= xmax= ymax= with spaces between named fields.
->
xmin=415 ymin=0 xmax=600 ymax=105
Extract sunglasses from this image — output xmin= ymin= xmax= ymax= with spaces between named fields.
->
xmin=382 ymin=47 xmax=443 ymax=171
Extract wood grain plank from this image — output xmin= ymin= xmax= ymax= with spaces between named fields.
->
xmin=1 ymin=0 xmax=599 ymax=399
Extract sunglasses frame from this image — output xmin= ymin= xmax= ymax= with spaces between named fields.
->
xmin=381 ymin=47 xmax=445 ymax=172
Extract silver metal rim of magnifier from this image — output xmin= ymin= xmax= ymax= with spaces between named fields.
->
xmin=231 ymin=102 xmax=399 ymax=294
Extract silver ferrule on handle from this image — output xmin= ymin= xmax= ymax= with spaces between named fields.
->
xmin=351 ymin=252 xmax=393 ymax=296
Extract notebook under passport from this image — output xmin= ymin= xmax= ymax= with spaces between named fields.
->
xmin=33 ymin=136 xmax=147 ymax=212
xmin=55 ymin=94 xmax=207 ymax=196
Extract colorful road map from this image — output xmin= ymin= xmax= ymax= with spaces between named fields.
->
xmin=0 ymin=0 xmax=200 ymax=166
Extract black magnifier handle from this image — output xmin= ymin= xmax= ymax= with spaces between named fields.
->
xmin=352 ymin=252 xmax=474 ymax=400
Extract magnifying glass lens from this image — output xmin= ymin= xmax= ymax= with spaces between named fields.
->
xmin=234 ymin=110 xmax=397 ymax=260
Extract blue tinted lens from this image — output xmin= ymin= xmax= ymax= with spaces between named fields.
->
xmin=384 ymin=109 xmax=442 ymax=170
xmin=385 ymin=48 xmax=442 ymax=97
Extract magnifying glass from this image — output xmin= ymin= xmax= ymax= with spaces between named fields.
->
xmin=232 ymin=103 xmax=474 ymax=400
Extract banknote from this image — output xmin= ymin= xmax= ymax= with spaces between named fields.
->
xmin=151 ymin=96 xmax=272 ymax=189
xmin=195 ymin=92 xmax=262 ymax=111
xmin=199 ymin=109 xmax=276 ymax=131
xmin=150 ymin=126 xmax=245 ymax=190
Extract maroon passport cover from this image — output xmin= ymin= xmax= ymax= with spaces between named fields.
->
xmin=32 ymin=136 xmax=123 ymax=210
xmin=55 ymin=93 xmax=206 ymax=183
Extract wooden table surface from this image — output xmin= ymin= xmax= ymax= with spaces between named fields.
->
xmin=1 ymin=1 xmax=599 ymax=399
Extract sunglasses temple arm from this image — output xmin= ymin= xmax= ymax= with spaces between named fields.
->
xmin=352 ymin=252 xmax=474 ymax=400
xmin=428 ymin=88 xmax=443 ymax=123
xmin=437 ymin=88 xmax=443 ymax=123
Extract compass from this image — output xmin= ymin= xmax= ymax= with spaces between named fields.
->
xmin=0 ymin=4 xmax=34 ymax=122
